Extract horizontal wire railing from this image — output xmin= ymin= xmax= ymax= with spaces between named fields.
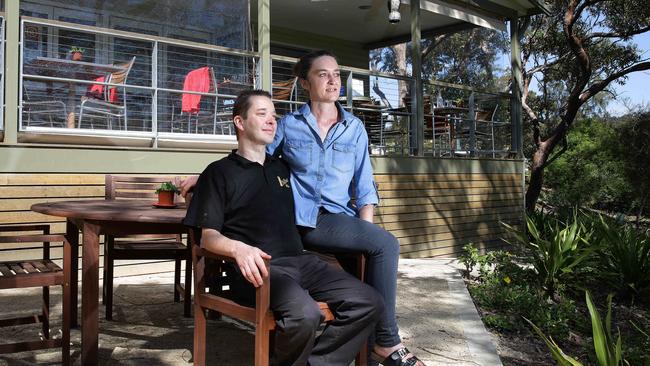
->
xmin=15 ymin=17 xmax=514 ymax=158
xmin=20 ymin=17 xmax=257 ymax=140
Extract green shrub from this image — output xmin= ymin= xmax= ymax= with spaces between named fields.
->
xmin=595 ymin=217 xmax=650 ymax=302
xmin=503 ymin=210 xmax=595 ymax=298
xmin=459 ymin=243 xmax=479 ymax=277
xmin=526 ymin=291 xmax=628 ymax=366
xmin=470 ymin=274 xmax=576 ymax=339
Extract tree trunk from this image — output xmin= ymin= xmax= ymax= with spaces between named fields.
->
xmin=525 ymin=123 xmax=567 ymax=212
xmin=526 ymin=149 xmax=546 ymax=212
xmin=393 ymin=43 xmax=408 ymax=106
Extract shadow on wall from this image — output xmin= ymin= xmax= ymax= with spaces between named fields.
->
xmin=373 ymin=157 xmax=524 ymax=258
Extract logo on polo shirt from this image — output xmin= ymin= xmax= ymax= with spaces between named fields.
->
xmin=277 ymin=176 xmax=290 ymax=188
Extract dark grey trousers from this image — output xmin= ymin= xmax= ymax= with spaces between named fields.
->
xmin=300 ymin=212 xmax=402 ymax=347
xmin=229 ymin=253 xmax=384 ymax=366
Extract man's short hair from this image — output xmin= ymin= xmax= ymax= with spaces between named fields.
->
xmin=233 ymin=89 xmax=272 ymax=120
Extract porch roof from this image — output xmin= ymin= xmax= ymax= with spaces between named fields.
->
xmin=265 ymin=0 xmax=548 ymax=49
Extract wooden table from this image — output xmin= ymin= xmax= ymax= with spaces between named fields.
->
xmin=31 ymin=200 xmax=188 ymax=366
xmin=25 ymin=58 xmax=126 ymax=128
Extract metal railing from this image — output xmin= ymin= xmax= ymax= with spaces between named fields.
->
xmin=16 ymin=17 xmax=514 ymax=158
xmin=19 ymin=17 xmax=258 ymax=144
xmin=423 ymin=80 xmax=513 ymax=158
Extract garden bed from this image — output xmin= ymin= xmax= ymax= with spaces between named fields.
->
xmin=460 ymin=208 xmax=650 ymax=365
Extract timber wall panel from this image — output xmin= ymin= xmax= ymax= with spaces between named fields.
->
xmin=372 ymin=170 xmax=524 ymax=258
xmin=1 ymin=162 xmax=524 ymax=274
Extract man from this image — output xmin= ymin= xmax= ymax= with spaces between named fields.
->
xmin=183 ymin=90 xmax=383 ymax=366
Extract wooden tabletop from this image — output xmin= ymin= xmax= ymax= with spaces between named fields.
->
xmin=31 ymin=199 xmax=187 ymax=224
xmin=25 ymin=57 xmax=126 ymax=80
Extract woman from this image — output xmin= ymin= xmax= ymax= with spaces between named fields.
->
xmin=182 ymin=50 xmax=425 ymax=366
xmin=267 ymin=50 xmax=425 ymax=366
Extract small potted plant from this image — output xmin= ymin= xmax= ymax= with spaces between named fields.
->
xmin=155 ymin=181 xmax=180 ymax=206
xmin=69 ymin=47 xmax=85 ymax=61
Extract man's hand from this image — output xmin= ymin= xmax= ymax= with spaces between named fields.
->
xmin=180 ymin=175 xmax=199 ymax=197
xmin=201 ymin=228 xmax=271 ymax=287
xmin=232 ymin=242 xmax=272 ymax=287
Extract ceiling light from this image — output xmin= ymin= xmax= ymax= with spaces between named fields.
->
xmin=388 ymin=0 xmax=401 ymax=23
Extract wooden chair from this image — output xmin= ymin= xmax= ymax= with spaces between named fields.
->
xmin=103 ymin=175 xmax=191 ymax=320
xmin=0 ymin=224 xmax=71 ymax=365
xmin=190 ymin=230 xmax=368 ymax=366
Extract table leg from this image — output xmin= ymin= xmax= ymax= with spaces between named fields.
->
xmin=81 ymin=221 xmax=101 ymax=366
xmin=65 ymin=220 xmax=79 ymax=328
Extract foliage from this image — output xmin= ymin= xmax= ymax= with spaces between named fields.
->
xmin=595 ymin=216 xmax=650 ymax=301
xmin=543 ymin=118 xmax=631 ymax=210
xmin=502 ymin=211 xmax=595 ymax=297
xmin=525 ymin=291 xmax=629 ymax=366
xmin=69 ymin=46 xmax=85 ymax=54
xmin=614 ymin=111 xmax=650 ymax=221
xmin=154 ymin=181 xmax=180 ymax=194
xmin=369 ymin=27 xmax=508 ymax=93
xmin=629 ymin=321 xmax=650 ymax=365
xmin=519 ymin=0 xmax=650 ymax=210
xmin=459 ymin=243 xmax=479 ymax=276
xmin=469 ymin=251 xmax=576 ymax=339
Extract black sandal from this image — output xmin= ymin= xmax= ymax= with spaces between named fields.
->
xmin=372 ymin=347 xmax=425 ymax=366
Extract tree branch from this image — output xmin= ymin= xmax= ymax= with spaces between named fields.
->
xmin=421 ymin=34 xmax=452 ymax=61
xmin=542 ymin=136 xmax=568 ymax=168
xmin=587 ymin=26 xmax=650 ymax=40
xmin=564 ymin=0 xmax=592 ymax=112
xmin=573 ymin=0 xmax=602 ymax=26
xmin=580 ymin=61 xmax=650 ymax=101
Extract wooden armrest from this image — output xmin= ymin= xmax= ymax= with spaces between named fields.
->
xmin=193 ymin=246 xmax=238 ymax=263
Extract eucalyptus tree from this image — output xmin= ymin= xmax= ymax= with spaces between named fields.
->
xmin=520 ymin=0 xmax=650 ymax=211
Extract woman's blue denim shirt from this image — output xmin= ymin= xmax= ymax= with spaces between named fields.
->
xmin=267 ymin=102 xmax=379 ymax=228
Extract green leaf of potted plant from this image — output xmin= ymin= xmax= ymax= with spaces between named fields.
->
xmin=154 ymin=181 xmax=180 ymax=206
xmin=69 ymin=47 xmax=85 ymax=61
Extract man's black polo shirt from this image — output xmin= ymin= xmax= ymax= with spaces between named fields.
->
xmin=183 ymin=151 xmax=303 ymax=258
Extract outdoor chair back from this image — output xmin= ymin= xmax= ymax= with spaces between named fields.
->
xmin=0 ymin=224 xmax=71 ymax=365
xmin=103 ymin=175 xmax=191 ymax=320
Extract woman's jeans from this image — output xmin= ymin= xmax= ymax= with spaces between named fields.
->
xmin=300 ymin=212 xmax=402 ymax=347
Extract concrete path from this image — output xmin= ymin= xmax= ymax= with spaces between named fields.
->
xmin=0 ymin=259 xmax=501 ymax=366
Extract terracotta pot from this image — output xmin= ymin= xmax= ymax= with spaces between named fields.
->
xmin=71 ymin=52 xmax=83 ymax=61
xmin=157 ymin=191 xmax=175 ymax=206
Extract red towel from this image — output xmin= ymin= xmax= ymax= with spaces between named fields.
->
xmin=87 ymin=76 xmax=119 ymax=103
xmin=181 ymin=67 xmax=211 ymax=114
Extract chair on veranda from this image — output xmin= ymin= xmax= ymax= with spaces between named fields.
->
xmin=102 ymin=175 xmax=191 ymax=320
xmin=78 ymin=56 xmax=136 ymax=130
xmin=272 ymin=77 xmax=298 ymax=113
xmin=189 ymin=228 xmax=368 ymax=366
xmin=0 ymin=224 xmax=71 ymax=365
xmin=22 ymin=86 xmax=68 ymax=128
xmin=173 ymin=66 xmax=232 ymax=135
